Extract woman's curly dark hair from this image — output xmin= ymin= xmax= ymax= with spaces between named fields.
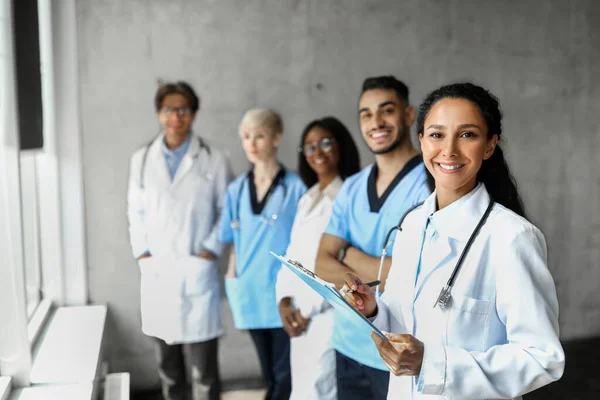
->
xmin=298 ymin=117 xmax=361 ymax=187
xmin=417 ymin=83 xmax=526 ymax=218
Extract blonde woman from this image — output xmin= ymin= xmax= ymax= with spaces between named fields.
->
xmin=220 ymin=109 xmax=306 ymax=399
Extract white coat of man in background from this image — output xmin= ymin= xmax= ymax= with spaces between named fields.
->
xmin=127 ymin=81 xmax=230 ymax=400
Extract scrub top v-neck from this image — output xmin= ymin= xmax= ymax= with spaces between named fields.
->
xmin=248 ymin=168 xmax=286 ymax=215
xmin=367 ymin=154 xmax=423 ymax=212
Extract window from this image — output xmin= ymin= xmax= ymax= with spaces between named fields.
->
xmin=19 ymin=151 xmax=44 ymax=319
xmin=1 ymin=0 xmax=87 ymax=389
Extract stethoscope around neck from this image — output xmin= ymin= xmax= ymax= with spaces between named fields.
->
xmin=230 ymin=170 xmax=288 ymax=230
xmin=375 ymin=197 xmax=495 ymax=309
xmin=139 ymin=135 xmax=211 ymax=189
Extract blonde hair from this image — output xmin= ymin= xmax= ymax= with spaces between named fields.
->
xmin=239 ymin=108 xmax=283 ymax=135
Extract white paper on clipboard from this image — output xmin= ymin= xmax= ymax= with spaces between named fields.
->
xmin=271 ymin=251 xmax=385 ymax=339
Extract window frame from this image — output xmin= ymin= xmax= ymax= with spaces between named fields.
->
xmin=0 ymin=0 xmax=87 ymax=390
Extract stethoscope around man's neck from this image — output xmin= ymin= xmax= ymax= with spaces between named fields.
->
xmin=139 ymin=134 xmax=210 ymax=189
xmin=375 ymin=197 xmax=495 ymax=309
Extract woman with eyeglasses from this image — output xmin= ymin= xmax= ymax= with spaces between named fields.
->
xmin=219 ymin=109 xmax=306 ymax=400
xmin=276 ymin=117 xmax=360 ymax=400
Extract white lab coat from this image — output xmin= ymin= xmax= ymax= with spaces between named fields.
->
xmin=127 ymin=134 xmax=229 ymax=344
xmin=276 ymin=177 xmax=342 ymax=400
xmin=373 ymin=183 xmax=564 ymax=399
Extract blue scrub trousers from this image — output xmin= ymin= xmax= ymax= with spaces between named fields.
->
xmin=249 ymin=328 xmax=292 ymax=400
xmin=335 ymin=350 xmax=389 ymax=399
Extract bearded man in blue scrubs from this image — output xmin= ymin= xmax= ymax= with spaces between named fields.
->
xmin=315 ymin=76 xmax=431 ymax=400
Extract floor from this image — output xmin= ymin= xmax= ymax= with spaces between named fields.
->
xmin=221 ymin=389 xmax=265 ymax=400
xmin=133 ymin=336 xmax=600 ymax=399
xmin=132 ymin=379 xmax=266 ymax=400
xmin=132 ymin=388 xmax=265 ymax=400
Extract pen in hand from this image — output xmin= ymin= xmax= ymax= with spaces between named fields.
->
xmin=341 ymin=280 xmax=381 ymax=294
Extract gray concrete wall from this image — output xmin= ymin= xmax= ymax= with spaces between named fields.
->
xmin=75 ymin=0 xmax=600 ymax=389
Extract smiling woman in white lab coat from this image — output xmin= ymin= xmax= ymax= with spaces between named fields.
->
xmin=344 ymin=83 xmax=565 ymax=399
xmin=276 ymin=117 xmax=360 ymax=400
xmin=127 ymin=82 xmax=229 ymax=400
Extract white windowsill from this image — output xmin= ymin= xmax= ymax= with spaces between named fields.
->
xmin=27 ymin=299 xmax=53 ymax=346
xmin=0 ymin=377 xmax=11 ymax=400
xmin=9 ymin=384 xmax=93 ymax=400
xmin=30 ymin=305 xmax=107 ymax=385
xmin=8 ymin=305 xmax=108 ymax=400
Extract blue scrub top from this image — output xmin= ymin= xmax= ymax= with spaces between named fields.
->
xmin=220 ymin=168 xmax=306 ymax=329
xmin=325 ymin=157 xmax=430 ymax=370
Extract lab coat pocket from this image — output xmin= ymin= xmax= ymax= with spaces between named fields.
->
xmin=445 ymin=293 xmax=491 ymax=351
xmin=138 ymin=257 xmax=184 ymax=343
xmin=181 ymin=256 xmax=218 ymax=296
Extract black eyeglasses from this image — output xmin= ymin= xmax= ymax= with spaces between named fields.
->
xmin=160 ymin=106 xmax=193 ymax=117
xmin=298 ymin=137 xmax=335 ymax=156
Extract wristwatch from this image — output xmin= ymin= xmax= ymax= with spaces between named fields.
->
xmin=337 ymin=245 xmax=350 ymax=264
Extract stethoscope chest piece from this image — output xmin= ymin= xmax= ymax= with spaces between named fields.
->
xmin=434 ymin=285 xmax=452 ymax=309
xmin=230 ymin=220 xmax=240 ymax=230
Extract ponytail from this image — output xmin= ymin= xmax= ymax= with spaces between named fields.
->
xmin=478 ymin=144 xmax=526 ymax=218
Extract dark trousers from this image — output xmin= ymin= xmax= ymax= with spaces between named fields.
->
xmin=248 ymin=328 xmax=292 ymax=400
xmin=153 ymin=337 xmax=221 ymax=400
xmin=335 ymin=350 xmax=389 ymax=400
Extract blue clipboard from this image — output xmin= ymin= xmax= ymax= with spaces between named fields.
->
xmin=271 ymin=252 xmax=385 ymax=339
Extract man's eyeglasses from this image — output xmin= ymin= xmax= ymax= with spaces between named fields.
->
xmin=299 ymin=137 xmax=335 ymax=156
xmin=161 ymin=106 xmax=193 ymax=117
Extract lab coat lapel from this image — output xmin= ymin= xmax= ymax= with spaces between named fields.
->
xmin=300 ymin=177 xmax=342 ymax=222
xmin=413 ymin=236 xmax=451 ymax=301
xmin=393 ymin=210 xmax=427 ymax=335
xmin=413 ymin=184 xmax=492 ymax=301
xmin=172 ymin=136 xmax=201 ymax=187
xmin=410 ymin=192 xmax=452 ymax=302
xmin=148 ymin=137 xmax=172 ymax=190
xmin=445 ymin=185 xmax=492 ymax=242
xmin=392 ymin=208 xmax=427 ymax=303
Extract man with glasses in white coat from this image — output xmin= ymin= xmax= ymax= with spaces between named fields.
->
xmin=127 ymin=81 xmax=230 ymax=400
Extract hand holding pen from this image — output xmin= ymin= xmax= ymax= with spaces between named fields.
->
xmin=340 ymin=274 xmax=378 ymax=318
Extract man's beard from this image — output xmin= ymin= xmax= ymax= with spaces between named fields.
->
xmin=369 ymin=124 xmax=408 ymax=155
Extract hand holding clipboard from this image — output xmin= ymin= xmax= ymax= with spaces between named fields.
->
xmin=271 ymin=252 xmax=385 ymax=339
xmin=340 ymin=272 xmax=425 ymax=377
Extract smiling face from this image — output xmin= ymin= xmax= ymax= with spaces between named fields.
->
xmin=419 ymin=98 xmax=497 ymax=203
xmin=158 ymin=94 xmax=196 ymax=140
xmin=239 ymin=124 xmax=281 ymax=164
xmin=358 ymin=88 xmax=414 ymax=154
xmin=302 ymin=126 xmax=340 ymax=179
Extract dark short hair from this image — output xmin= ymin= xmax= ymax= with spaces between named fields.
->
xmin=298 ymin=117 xmax=361 ymax=187
xmin=154 ymin=81 xmax=200 ymax=113
xmin=361 ymin=76 xmax=410 ymax=104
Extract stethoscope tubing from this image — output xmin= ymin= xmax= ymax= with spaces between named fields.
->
xmin=139 ymin=135 xmax=210 ymax=190
xmin=376 ymin=197 xmax=495 ymax=308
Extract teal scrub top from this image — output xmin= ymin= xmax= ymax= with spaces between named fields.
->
xmin=220 ymin=168 xmax=306 ymax=329
xmin=324 ymin=156 xmax=430 ymax=370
